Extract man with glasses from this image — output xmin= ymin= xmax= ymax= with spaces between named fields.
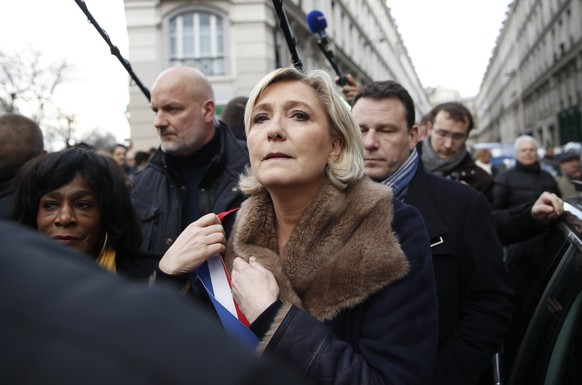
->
xmin=420 ymin=102 xmax=495 ymax=204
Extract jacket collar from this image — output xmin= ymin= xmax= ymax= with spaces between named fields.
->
xmin=148 ymin=121 xmax=247 ymax=181
xmin=225 ymin=178 xmax=408 ymax=321
xmin=515 ymin=160 xmax=541 ymax=173
xmin=404 ymin=160 xmax=448 ymax=245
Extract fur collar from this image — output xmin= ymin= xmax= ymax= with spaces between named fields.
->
xmin=225 ymin=178 xmax=408 ymax=321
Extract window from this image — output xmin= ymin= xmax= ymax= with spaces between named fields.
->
xmin=169 ymin=10 xmax=226 ymax=76
xmin=503 ymin=219 xmax=582 ymax=385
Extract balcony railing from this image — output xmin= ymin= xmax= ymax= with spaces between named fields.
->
xmin=170 ymin=56 xmax=226 ymax=76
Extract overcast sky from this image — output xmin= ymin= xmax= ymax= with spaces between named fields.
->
xmin=0 ymin=0 xmax=131 ymax=148
xmin=387 ymin=0 xmax=512 ymax=96
xmin=1 ymin=0 xmax=511 ymax=147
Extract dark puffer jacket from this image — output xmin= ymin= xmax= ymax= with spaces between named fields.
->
xmin=130 ymin=122 xmax=248 ymax=253
xmin=493 ymin=161 xmax=560 ymax=210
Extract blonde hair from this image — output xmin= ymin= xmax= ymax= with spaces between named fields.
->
xmin=239 ymin=67 xmax=364 ymax=195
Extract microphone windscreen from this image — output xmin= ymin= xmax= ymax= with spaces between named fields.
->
xmin=306 ymin=10 xmax=327 ymax=34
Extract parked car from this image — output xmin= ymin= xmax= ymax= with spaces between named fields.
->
xmin=499 ymin=198 xmax=582 ymax=384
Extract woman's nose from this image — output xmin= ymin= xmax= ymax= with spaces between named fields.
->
xmin=55 ymin=204 xmax=76 ymax=226
xmin=267 ymin=116 xmax=286 ymax=141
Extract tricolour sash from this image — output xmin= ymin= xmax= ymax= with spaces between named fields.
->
xmin=194 ymin=209 xmax=259 ymax=349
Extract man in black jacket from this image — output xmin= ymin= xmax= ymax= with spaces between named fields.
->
xmin=0 ymin=220 xmax=304 ymax=385
xmin=131 ymin=66 xmax=248 ymax=253
xmin=350 ymin=80 xmax=514 ymax=385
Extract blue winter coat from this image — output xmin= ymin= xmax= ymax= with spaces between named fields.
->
xmin=225 ymin=178 xmax=439 ymax=385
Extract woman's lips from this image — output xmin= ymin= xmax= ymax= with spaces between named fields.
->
xmin=53 ymin=235 xmax=81 ymax=245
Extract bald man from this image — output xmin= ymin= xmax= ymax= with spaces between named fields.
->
xmin=0 ymin=113 xmax=44 ymax=219
xmin=130 ymin=67 xmax=248 ymax=253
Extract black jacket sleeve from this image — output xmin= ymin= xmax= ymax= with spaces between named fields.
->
xmin=493 ymin=202 xmax=549 ymax=246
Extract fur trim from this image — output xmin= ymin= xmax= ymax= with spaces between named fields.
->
xmin=225 ymin=178 xmax=408 ymax=321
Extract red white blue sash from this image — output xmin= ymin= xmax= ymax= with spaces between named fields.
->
xmin=194 ymin=209 xmax=259 ymax=349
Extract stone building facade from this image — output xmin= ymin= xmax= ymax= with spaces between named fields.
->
xmin=123 ymin=0 xmax=430 ymax=150
xmin=476 ymin=0 xmax=582 ymax=147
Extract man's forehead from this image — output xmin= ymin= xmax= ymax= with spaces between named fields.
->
xmin=434 ymin=110 xmax=469 ymax=131
xmin=353 ymin=97 xmax=405 ymax=113
xmin=353 ymin=99 xmax=407 ymax=125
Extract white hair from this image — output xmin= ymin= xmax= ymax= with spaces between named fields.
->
xmin=514 ymin=135 xmax=539 ymax=151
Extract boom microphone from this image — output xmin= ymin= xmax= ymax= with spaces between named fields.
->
xmin=306 ymin=10 xmax=329 ymax=45
xmin=306 ymin=10 xmax=347 ymax=86
xmin=74 ymin=0 xmax=151 ymax=101
xmin=272 ymin=0 xmax=304 ymax=72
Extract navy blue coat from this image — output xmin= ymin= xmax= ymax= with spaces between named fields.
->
xmin=226 ymin=178 xmax=439 ymax=385
xmin=266 ymin=199 xmax=437 ymax=385
xmin=404 ymin=161 xmax=514 ymax=385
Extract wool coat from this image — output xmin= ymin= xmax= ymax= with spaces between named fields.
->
xmin=404 ymin=161 xmax=514 ymax=385
xmin=225 ymin=177 xmax=439 ymax=385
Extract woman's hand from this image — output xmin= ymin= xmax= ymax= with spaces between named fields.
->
xmin=159 ymin=213 xmax=226 ymax=275
xmin=231 ymin=257 xmax=280 ymax=323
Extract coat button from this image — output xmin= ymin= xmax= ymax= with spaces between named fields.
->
xmin=165 ymin=238 xmax=173 ymax=245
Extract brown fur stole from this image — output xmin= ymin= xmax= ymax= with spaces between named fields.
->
xmin=224 ymin=177 xmax=409 ymax=321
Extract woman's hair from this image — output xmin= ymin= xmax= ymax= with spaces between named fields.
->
xmin=12 ymin=147 xmax=142 ymax=252
xmin=240 ymin=67 xmax=364 ymax=194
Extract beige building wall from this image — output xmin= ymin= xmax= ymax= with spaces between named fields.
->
xmin=476 ymin=0 xmax=582 ymax=146
xmin=124 ymin=0 xmax=430 ymax=151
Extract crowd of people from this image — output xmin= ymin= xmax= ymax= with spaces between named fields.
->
xmin=0 ymin=64 xmax=576 ymax=385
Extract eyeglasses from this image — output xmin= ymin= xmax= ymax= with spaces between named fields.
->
xmin=432 ymin=128 xmax=466 ymax=142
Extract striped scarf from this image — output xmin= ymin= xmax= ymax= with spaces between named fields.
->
xmin=381 ymin=149 xmax=419 ymax=200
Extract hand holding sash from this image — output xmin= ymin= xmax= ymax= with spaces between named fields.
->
xmin=159 ymin=213 xmax=226 ymax=275
xmin=231 ymin=257 xmax=280 ymax=324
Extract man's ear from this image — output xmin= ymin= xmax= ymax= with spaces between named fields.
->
xmin=409 ymin=125 xmax=419 ymax=149
xmin=202 ymin=99 xmax=215 ymax=123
